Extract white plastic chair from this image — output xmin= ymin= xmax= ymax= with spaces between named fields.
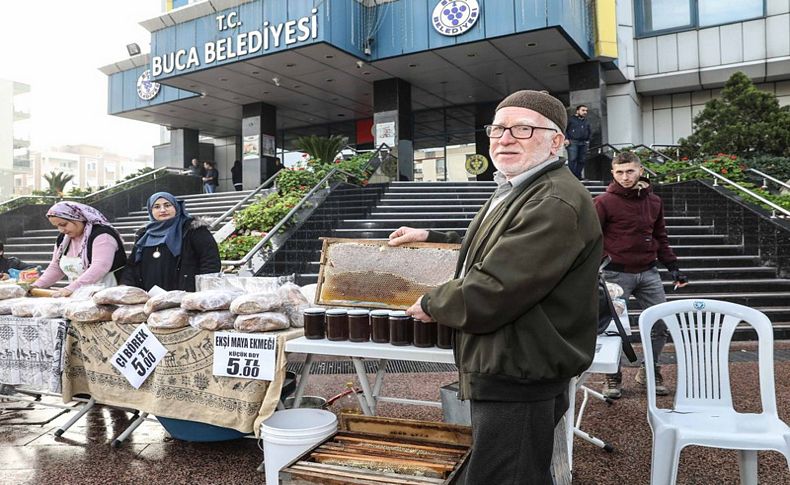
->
xmin=639 ymin=299 xmax=790 ymax=485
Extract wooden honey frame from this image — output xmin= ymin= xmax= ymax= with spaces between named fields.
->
xmin=315 ymin=237 xmax=460 ymax=310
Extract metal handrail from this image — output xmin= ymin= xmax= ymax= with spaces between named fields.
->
xmin=587 ymin=143 xmax=658 ymax=178
xmin=221 ymin=143 xmax=390 ymax=269
xmin=700 ymin=166 xmax=790 ymax=218
xmin=208 ymin=172 xmax=280 ymax=230
xmin=0 ymin=166 xmax=185 ymax=212
xmin=748 ymin=168 xmax=790 ymax=191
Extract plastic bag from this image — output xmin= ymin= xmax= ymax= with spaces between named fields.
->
xmin=189 ymin=310 xmax=235 ymax=331
xmin=12 ymin=298 xmax=67 ymax=318
xmin=64 ymin=300 xmax=116 ymax=323
xmin=112 ymin=304 xmax=148 ymax=324
xmin=147 ymin=307 xmax=190 ymax=329
xmin=8 ymin=267 xmax=40 ymax=284
xmin=144 ymin=290 xmax=187 ymax=315
xmin=606 ymin=282 xmax=624 ymax=299
xmin=229 ymin=292 xmax=281 ymax=315
xmin=181 ymin=290 xmax=241 ymax=312
xmin=234 ymin=312 xmax=289 ymax=333
xmin=196 ymin=274 xmax=293 ymax=292
xmin=0 ymin=285 xmax=26 ymax=300
xmin=93 ymin=285 xmax=150 ymax=305
xmin=278 ymin=283 xmax=310 ymax=328
xmin=0 ymin=297 xmax=27 ymax=315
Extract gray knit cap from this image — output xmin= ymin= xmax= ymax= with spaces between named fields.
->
xmin=496 ymin=90 xmax=567 ymax=131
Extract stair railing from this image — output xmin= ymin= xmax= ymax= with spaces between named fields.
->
xmin=208 ymin=172 xmax=280 ymax=231
xmin=748 ymin=168 xmax=790 ymax=192
xmin=0 ymin=166 xmax=184 ymax=214
xmin=700 ymin=165 xmax=790 ymax=219
xmin=221 ymin=143 xmax=391 ymax=273
xmin=586 ymin=143 xmax=659 ymax=178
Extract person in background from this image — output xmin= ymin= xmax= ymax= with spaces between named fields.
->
xmin=122 ymin=192 xmax=220 ymax=292
xmin=31 ymin=202 xmax=127 ymax=297
xmin=202 ymin=161 xmax=219 ymax=193
xmin=595 ymin=151 xmax=689 ymax=399
xmin=273 ymin=157 xmax=284 ymax=175
xmin=0 ymin=242 xmax=31 ymax=280
xmin=231 ymin=160 xmax=243 ymax=191
xmin=186 ymin=158 xmax=204 ymax=177
xmin=389 ymin=90 xmax=602 ymax=484
xmin=565 ymin=104 xmax=591 ymax=180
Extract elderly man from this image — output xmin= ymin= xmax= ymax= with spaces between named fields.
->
xmin=389 ymin=90 xmax=602 ymax=484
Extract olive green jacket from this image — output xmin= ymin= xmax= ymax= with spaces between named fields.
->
xmin=422 ymin=160 xmax=602 ymax=401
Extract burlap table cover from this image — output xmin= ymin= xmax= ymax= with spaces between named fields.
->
xmin=61 ymin=321 xmax=302 ymax=437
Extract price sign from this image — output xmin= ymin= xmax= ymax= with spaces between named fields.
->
xmin=212 ymin=332 xmax=276 ymax=381
xmin=111 ymin=324 xmax=167 ymax=389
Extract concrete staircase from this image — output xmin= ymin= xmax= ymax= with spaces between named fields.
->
xmin=4 ymin=191 xmax=256 ymax=268
xmin=262 ymin=180 xmax=790 ymax=329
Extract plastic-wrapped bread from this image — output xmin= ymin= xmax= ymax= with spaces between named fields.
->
xmin=0 ymin=297 xmax=27 ymax=315
xmin=112 ymin=304 xmax=148 ymax=324
xmin=229 ymin=292 xmax=281 ymax=315
xmin=606 ymin=282 xmax=624 ymax=299
xmin=147 ymin=307 xmax=190 ymax=329
xmin=144 ymin=290 xmax=187 ymax=315
xmin=93 ymin=285 xmax=150 ymax=305
xmin=277 ymin=283 xmax=309 ymax=328
xmin=190 ymin=310 xmax=235 ymax=331
xmin=12 ymin=298 xmax=67 ymax=318
xmin=234 ymin=312 xmax=289 ymax=333
xmin=64 ymin=300 xmax=116 ymax=323
xmin=181 ymin=290 xmax=240 ymax=312
xmin=0 ymin=285 xmax=26 ymax=300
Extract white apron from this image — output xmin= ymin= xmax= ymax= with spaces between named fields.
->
xmin=59 ymin=254 xmax=117 ymax=289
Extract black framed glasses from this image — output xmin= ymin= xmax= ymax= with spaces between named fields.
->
xmin=485 ymin=124 xmax=558 ymax=139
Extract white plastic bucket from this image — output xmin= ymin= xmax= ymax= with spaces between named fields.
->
xmin=261 ymin=409 xmax=338 ymax=484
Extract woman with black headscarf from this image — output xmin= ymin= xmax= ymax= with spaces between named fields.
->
xmin=122 ymin=192 xmax=220 ymax=292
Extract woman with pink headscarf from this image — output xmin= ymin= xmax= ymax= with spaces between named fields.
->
xmin=31 ymin=202 xmax=127 ymax=297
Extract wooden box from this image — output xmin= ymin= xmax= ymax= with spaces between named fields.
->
xmin=279 ymin=415 xmax=472 ymax=484
xmin=315 ymin=238 xmax=460 ymax=310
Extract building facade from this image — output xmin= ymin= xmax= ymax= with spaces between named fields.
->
xmin=0 ymin=79 xmax=32 ymax=199
xmin=23 ymin=145 xmax=151 ymax=195
xmin=101 ymin=0 xmax=790 ymax=184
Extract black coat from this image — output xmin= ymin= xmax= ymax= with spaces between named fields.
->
xmin=121 ymin=218 xmax=221 ymax=292
xmin=0 ymin=256 xmax=29 ymax=274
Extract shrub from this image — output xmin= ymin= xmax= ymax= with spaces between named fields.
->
xmin=679 ymin=71 xmax=790 ymax=159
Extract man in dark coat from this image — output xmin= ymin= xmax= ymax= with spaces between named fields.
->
xmin=594 ymin=151 xmax=688 ymax=399
xmin=388 ymin=90 xmax=602 ymax=484
xmin=565 ymin=104 xmax=591 ymax=179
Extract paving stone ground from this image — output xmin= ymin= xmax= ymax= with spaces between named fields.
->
xmin=1 ymin=341 xmax=789 ymax=484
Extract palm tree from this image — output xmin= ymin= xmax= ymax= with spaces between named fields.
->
xmin=295 ymin=135 xmax=348 ymax=165
xmin=43 ymin=171 xmax=75 ymax=196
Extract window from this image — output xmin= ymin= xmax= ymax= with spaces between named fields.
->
xmin=698 ymin=0 xmax=763 ymax=27
xmin=637 ymin=0 xmax=765 ymax=36
xmin=637 ymin=0 xmax=692 ymax=34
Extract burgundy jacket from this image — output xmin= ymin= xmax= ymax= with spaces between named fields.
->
xmin=594 ymin=179 xmax=678 ymax=273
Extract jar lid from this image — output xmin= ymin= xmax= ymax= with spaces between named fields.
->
xmin=389 ymin=310 xmax=409 ymax=318
xmin=348 ymin=309 xmax=370 ymax=316
xmin=304 ymin=307 xmax=326 ymax=314
xmin=326 ymin=308 xmax=348 ymax=315
xmin=370 ymin=309 xmax=390 ymax=316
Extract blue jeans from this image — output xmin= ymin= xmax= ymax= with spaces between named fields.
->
xmin=566 ymin=141 xmax=588 ymax=179
xmin=603 ymin=267 xmax=668 ymax=367
xmin=204 ymin=183 xmax=216 ymax=194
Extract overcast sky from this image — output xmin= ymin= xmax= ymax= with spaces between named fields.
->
xmin=0 ymin=1 xmax=163 ymax=158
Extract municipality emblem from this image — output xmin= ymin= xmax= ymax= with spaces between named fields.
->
xmin=465 ymin=154 xmax=489 ymax=175
xmin=432 ymin=0 xmax=480 ymax=37
xmin=137 ymin=69 xmax=161 ymax=101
